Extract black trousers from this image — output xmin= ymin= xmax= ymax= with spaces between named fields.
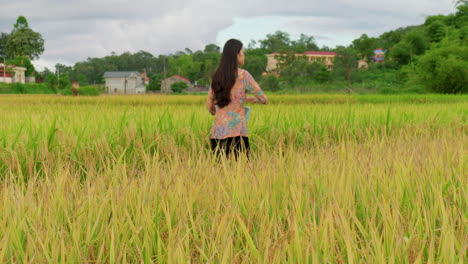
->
xmin=210 ymin=136 xmax=250 ymax=159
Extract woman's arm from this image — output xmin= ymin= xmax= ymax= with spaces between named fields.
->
xmin=245 ymin=71 xmax=267 ymax=104
xmin=206 ymin=88 xmax=216 ymax=115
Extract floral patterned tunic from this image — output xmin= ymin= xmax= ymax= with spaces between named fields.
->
xmin=209 ymin=69 xmax=266 ymax=139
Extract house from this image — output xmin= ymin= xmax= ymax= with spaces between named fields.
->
xmin=0 ymin=64 xmax=12 ymax=83
xmin=103 ymin=71 xmax=146 ymax=94
xmin=0 ymin=64 xmax=32 ymax=84
xmin=161 ymin=75 xmax=192 ymax=93
xmin=372 ymin=48 xmax=386 ymax=63
xmin=358 ymin=48 xmax=389 ymax=69
xmin=266 ymin=51 xmax=337 ymax=74
xmin=141 ymin=72 xmax=150 ymax=85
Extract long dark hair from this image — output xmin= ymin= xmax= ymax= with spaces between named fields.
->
xmin=211 ymin=39 xmax=243 ymax=108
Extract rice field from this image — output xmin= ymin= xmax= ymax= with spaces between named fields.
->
xmin=0 ymin=94 xmax=467 ymax=263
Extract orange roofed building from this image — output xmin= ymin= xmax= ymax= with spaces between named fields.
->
xmin=265 ymin=51 xmax=337 ymax=75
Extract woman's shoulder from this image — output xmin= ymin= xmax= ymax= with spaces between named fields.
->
xmin=238 ymin=68 xmax=252 ymax=78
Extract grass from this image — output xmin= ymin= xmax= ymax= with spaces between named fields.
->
xmin=0 ymin=94 xmax=467 ymax=263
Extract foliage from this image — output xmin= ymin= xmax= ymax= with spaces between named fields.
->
xmin=426 ymin=21 xmax=446 ymax=43
xmin=55 ymin=63 xmax=73 ymax=78
xmin=76 ymin=74 xmax=89 ymax=86
xmin=77 ymin=86 xmax=100 ymax=96
xmin=389 ymin=30 xmax=429 ymax=65
xmin=45 ymin=73 xmax=58 ymax=92
xmin=290 ymin=34 xmax=319 ymax=53
xmin=58 ymin=73 xmax=72 ymax=90
xmin=0 ymin=33 xmax=9 ymax=59
xmin=6 ymin=56 xmax=36 ymax=76
xmin=332 ymin=46 xmax=358 ymax=88
xmin=147 ymin=73 xmax=164 ymax=91
xmin=6 ymin=16 xmax=44 ymax=60
xmin=412 ymin=43 xmax=468 ymax=93
xmin=314 ymin=65 xmax=330 ymax=83
xmin=0 ymin=83 xmax=55 ymax=94
xmin=60 ymin=86 xmax=100 ymax=96
xmin=171 ymin=81 xmax=187 ymax=93
xmin=377 ymin=30 xmax=402 ymax=49
xmin=243 ymin=50 xmax=267 ymax=80
xmin=259 ymin=31 xmax=291 ymax=52
xmin=260 ymin=74 xmax=280 ymax=92
xmin=352 ymin=34 xmax=377 ymax=60
xmin=279 ymin=59 xmax=311 ymax=86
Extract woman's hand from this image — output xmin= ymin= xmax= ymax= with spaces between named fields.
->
xmin=209 ymin=105 xmax=216 ymax=115
xmin=246 ymin=97 xmax=259 ymax=103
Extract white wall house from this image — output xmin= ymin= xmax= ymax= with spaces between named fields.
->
xmin=0 ymin=64 xmax=33 ymax=84
xmin=104 ymin=71 xmax=146 ymax=94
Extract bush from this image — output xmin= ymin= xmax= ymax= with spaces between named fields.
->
xmin=0 ymin=83 xmax=55 ymax=94
xmin=77 ymin=86 xmax=100 ymax=96
xmin=171 ymin=82 xmax=188 ymax=93
xmin=59 ymin=88 xmax=73 ymax=95
xmin=60 ymin=86 xmax=100 ymax=96
xmin=45 ymin=74 xmax=58 ymax=92
xmin=413 ymin=43 xmax=468 ymax=93
xmin=148 ymin=74 xmax=164 ymax=91
xmin=260 ymin=74 xmax=281 ymax=92
xmin=314 ymin=66 xmax=330 ymax=83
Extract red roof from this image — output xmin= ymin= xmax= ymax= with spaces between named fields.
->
xmin=269 ymin=51 xmax=336 ymax=56
xmin=303 ymin=51 xmax=337 ymax=56
xmin=173 ymin=75 xmax=190 ymax=82
xmin=141 ymin=72 xmax=150 ymax=82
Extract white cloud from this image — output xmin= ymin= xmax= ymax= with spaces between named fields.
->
xmin=0 ymin=0 xmax=457 ymax=71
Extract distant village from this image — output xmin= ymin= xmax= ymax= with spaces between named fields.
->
xmin=0 ymin=49 xmax=387 ymax=94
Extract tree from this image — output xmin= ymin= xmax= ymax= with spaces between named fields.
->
xmin=58 ymin=73 xmax=71 ymax=90
xmin=40 ymin=68 xmax=53 ymax=78
xmin=389 ymin=41 xmax=412 ymax=65
xmin=413 ymin=43 xmax=468 ymax=93
xmin=6 ymin=16 xmax=45 ymax=60
xmin=378 ymin=30 xmax=402 ymax=49
xmin=247 ymin=40 xmax=258 ymax=50
xmin=171 ymin=82 xmax=187 ymax=93
xmin=55 ymin=63 xmax=73 ymax=77
xmin=291 ymin=34 xmax=319 ymax=53
xmin=260 ymin=74 xmax=281 ymax=92
xmin=279 ymin=59 xmax=311 ymax=86
xmin=0 ymin=33 xmax=9 ymax=59
xmin=427 ymin=21 xmax=446 ymax=42
xmin=243 ymin=52 xmax=267 ymax=80
xmin=454 ymin=2 xmax=468 ymax=27
xmin=45 ymin=73 xmax=58 ymax=92
xmin=259 ymin=31 xmax=291 ymax=52
xmin=314 ymin=65 xmax=330 ymax=83
xmin=389 ymin=30 xmax=428 ymax=65
xmin=333 ymin=46 xmax=358 ymax=88
xmin=148 ymin=73 xmax=164 ymax=91
xmin=7 ymin=56 xmax=35 ymax=75
xmin=455 ymin=0 xmax=467 ymax=7
xmin=77 ymin=74 xmax=89 ymax=86
xmin=204 ymin=44 xmax=220 ymax=53
xmin=352 ymin=34 xmax=377 ymax=60
xmin=14 ymin=16 xmax=29 ymax=29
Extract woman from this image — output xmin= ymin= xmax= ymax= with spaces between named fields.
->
xmin=206 ymin=39 xmax=268 ymax=159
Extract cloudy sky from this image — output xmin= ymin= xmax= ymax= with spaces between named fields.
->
xmin=0 ymin=0 xmax=456 ymax=71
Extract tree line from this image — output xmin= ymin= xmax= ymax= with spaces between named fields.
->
xmin=1 ymin=2 xmax=467 ymax=94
